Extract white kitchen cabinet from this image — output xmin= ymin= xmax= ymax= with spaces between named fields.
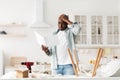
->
xmin=91 ymin=16 xmax=103 ymax=45
xmin=74 ymin=15 xmax=120 ymax=48
xmin=106 ymin=16 xmax=119 ymax=44
xmin=74 ymin=15 xmax=88 ymax=45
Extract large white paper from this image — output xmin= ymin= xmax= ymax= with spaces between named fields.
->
xmin=45 ymin=35 xmax=59 ymax=47
xmin=34 ymin=31 xmax=46 ymax=46
xmin=34 ymin=31 xmax=59 ymax=47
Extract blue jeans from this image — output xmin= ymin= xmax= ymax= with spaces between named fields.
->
xmin=52 ymin=64 xmax=75 ymax=75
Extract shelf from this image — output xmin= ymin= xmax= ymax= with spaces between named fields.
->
xmin=76 ymin=44 xmax=120 ymax=48
xmin=0 ymin=34 xmax=26 ymax=37
xmin=0 ymin=24 xmax=26 ymax=27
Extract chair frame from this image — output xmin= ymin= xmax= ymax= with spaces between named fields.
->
xmin=92 ymin=48 xmax=103 ymax=77
xmin=67 ymin=48 xmax=80 ymax=77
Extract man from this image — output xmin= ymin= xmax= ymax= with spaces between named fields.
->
xmin=42 ymin=14 xmax=81 ymax=75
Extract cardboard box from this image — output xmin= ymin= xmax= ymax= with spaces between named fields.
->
xmin=16 ymin=70 xmax=28 ymax=78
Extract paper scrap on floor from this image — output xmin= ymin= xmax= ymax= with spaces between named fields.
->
xmin=34 ymin=31 xmax=59 ymax=47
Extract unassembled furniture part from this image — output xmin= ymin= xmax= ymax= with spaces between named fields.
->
xmin=67 ymin=48 xmax=80 ymax=77
xmin=92 ymin=48 xmax=103 ymax=77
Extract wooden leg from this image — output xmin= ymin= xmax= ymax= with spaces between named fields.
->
xmin=68 ymin=48 xmax=78 ymax=77
xmin=92 ymin=48 xmax=103 ymax=77
xmin=73 ymin=49 xmax=80 ymax=73
xmin=96 ymin=49 xmax=103 ymax=68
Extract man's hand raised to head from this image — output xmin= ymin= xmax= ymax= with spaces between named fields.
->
xmin=59 ymin=14 xmax=73 ymax=25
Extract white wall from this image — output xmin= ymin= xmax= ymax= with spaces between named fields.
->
xmin=45 ymin=0 xmax=119 ymax=26
xmin=0 ymin=0 xmax=119 ymax=26
xmin=0 ymin=0 xmax=35 ymax=24
xmin=119 ymin=0 xmax=120 ymax=14
xmin=0 ymin=0 xmax=120 ymax=66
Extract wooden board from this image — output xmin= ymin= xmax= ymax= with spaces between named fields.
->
xmin=11 ymin=57 xmax=27 ymax=66
xmin=68 ymin=48 xmax=78 ymax=76
xmin=92 ymin=48 xmax=103 ymax=77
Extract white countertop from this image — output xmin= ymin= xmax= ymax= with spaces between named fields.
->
xmin=1 ymin=71 xmax=120 ymax=80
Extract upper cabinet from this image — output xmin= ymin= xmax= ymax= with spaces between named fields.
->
xmin=74 ymin=15 xmax=87 ymax=45
xmin=74 ymin=15 xmax=120 ymax=48
xmin=107 ymin=16 xmax=119 ymax=45
xmin=91 ymin=16 xmax=103 ymax=45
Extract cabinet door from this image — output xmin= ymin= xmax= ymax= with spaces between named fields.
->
xmin=107 ymin=16 xmax=119 ymax=45
xmin=74 ymin=15 xmax=87 ymax=45
xmin=74 ymin=15 xmax=120 ymax=47
xmin=91 ymin=16 xmax=103 ymax=45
